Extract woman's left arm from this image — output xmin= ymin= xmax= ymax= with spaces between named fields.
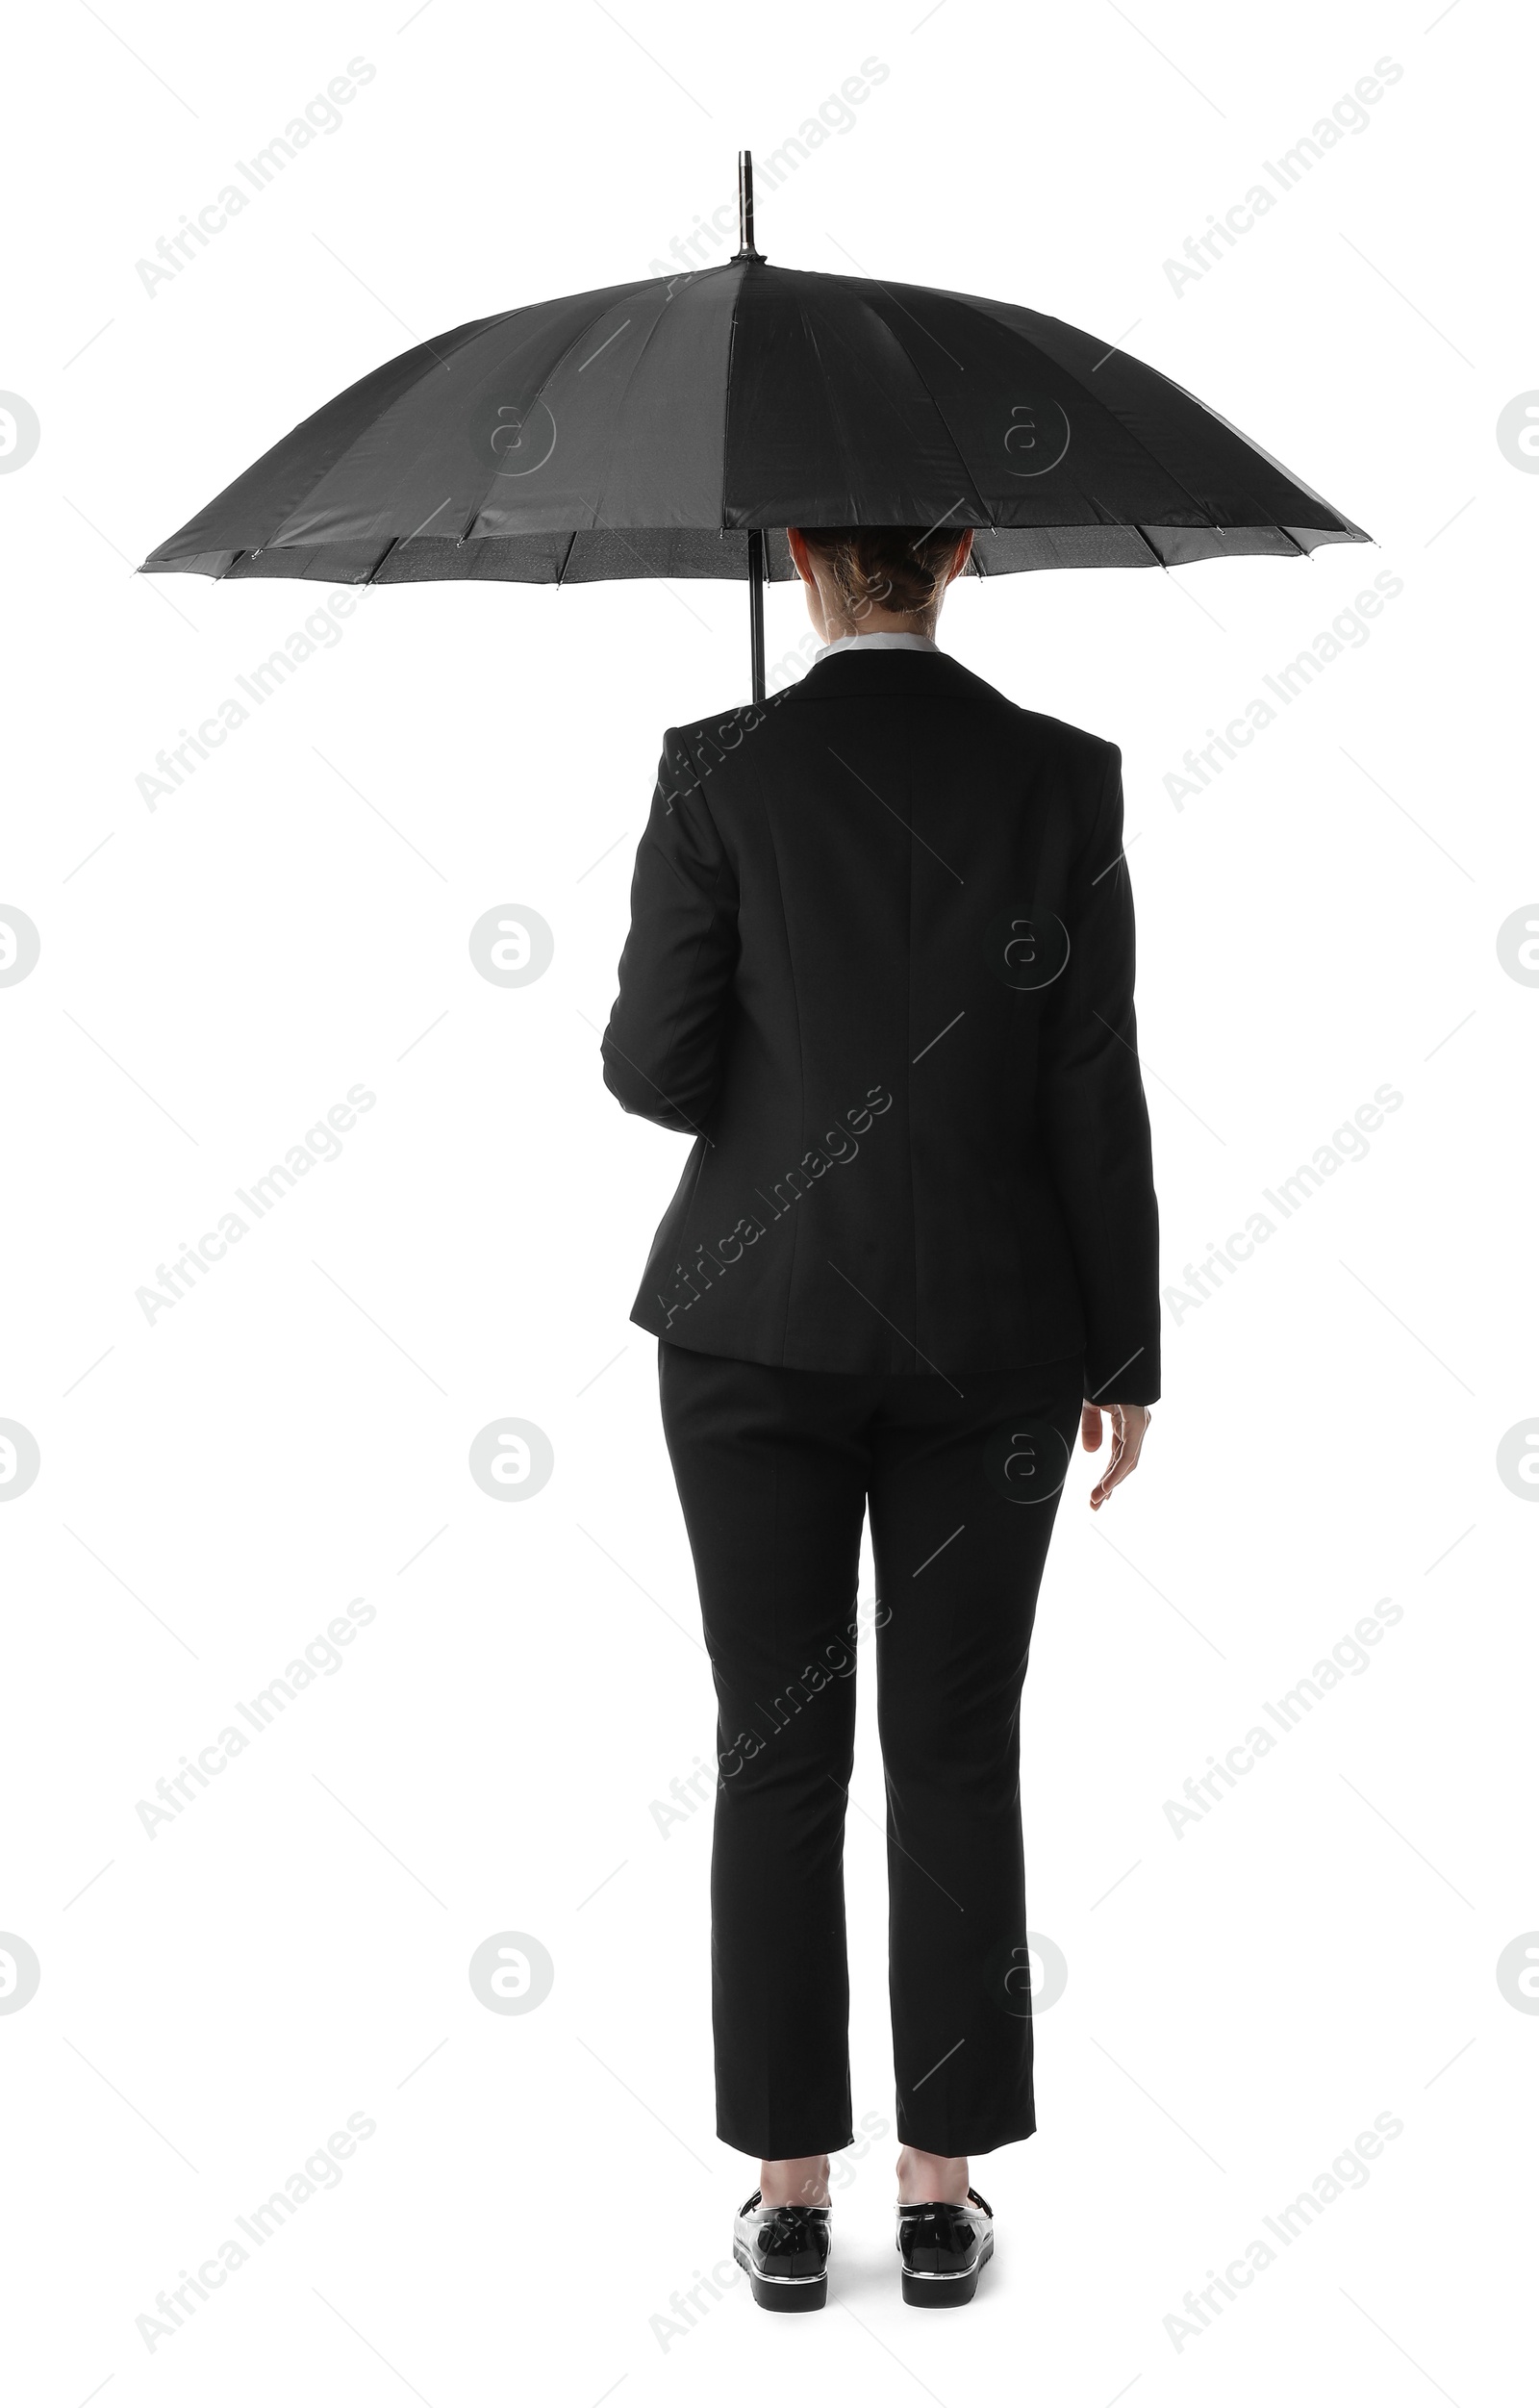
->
xmin=600 ymin=728 xmax=740 ymax=1135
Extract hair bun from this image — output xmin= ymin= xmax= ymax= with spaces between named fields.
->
xmin=798 ymin=525 xmax=969 ymax=628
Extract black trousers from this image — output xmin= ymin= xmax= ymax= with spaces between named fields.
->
xmin=657 ymin=1340 xmax=1082 ymax=2162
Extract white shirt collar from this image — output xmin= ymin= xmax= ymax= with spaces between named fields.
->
xmin=811 ymin=631 xmax=941 ymax=665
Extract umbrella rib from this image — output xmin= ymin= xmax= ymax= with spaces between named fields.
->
xmin=1092 ymin=373 xmax=1330 ymax=541
xmin=959 ymin=294 xmax=1301 ymax=541
xmin=807 ymin=284 xmax=994 ymax=529
xmin=463 ymin=271 xmax=715 ymax=548
xmin=1124 ymin=522 xmax=1171 ymax=568
xmin=460 ymin=296 xmax=623 ymax=543
xmin=270 ymin=312 xmax=525 ymax=563
xmin=366 ymin=535 xmax=402 ymax=585
xmin=1072 ymin=503 xmax=1190 ymax=569
xmin=1143 ymin=353 xmax=1360 ymax=523
xmin=823 ymin=284 xmax=1306 ymax=566
xmin=579 ymin=275 xmax=701 ymax=535
xmin=1057 ymin=349 xmax=1268 ymax=534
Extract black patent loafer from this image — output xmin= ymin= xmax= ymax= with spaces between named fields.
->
xmin=732 ymin=2191 xmax=831 ymax=2311
xmin=896 ymin=2186 xmax=994 ymax=2307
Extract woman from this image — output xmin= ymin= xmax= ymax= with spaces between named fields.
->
xmin=601 ymin=523 xmax=1158 ymax=2311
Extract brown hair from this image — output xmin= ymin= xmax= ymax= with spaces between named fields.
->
xmin=796 ymin=524 xmax=971 ymax=631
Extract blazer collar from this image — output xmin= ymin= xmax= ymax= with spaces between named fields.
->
xmin=787 ymin=646 xmax=991 ymax=702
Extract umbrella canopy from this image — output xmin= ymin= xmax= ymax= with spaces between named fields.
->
xmin=141 ymin=153 xmax=1369 ymax=692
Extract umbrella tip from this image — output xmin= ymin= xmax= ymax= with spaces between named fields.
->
xmin=732 ymin=149 xmax=766 ymax=264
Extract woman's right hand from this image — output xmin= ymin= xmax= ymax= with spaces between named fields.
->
xmin=1081 ymin=1402 xmax=1151 ymax=1509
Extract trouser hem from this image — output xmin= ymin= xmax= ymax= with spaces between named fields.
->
xmin=895 ymin=2114 xmax=1037 ymax=2154
xmin=718 ymin=2122 xmax=856 ymax=2159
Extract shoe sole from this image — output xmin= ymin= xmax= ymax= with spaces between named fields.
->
xmin=900 ymin=2236 xmax=993 ymax=2309
xmin=733 ymin=2240 xmax=828 ymax=2312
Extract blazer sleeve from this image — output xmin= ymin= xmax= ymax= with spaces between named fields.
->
xmin=600 ymin=728 xmax=739 ymax=1134
xmin=1037 ymin=743 xmax=1161 ymax=1405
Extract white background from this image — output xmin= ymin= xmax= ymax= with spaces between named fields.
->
xmin=2 ymin=1 xmax=1534 ymax=2400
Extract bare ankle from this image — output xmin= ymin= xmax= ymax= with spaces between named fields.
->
xmin=759 ymin=2154 xmax=831 ymax=2209
xmin=896 ymin=2145 xmax=970 ymax=2205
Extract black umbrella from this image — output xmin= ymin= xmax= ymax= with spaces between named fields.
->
xmin=141 ymin=152 xmax=1369 ymax=698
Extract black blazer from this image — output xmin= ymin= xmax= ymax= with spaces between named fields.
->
xmin=601 ymin=646 xmax=1159 ymax=1403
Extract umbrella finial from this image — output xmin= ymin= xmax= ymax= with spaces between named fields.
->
xmin=733 ymin=149 xmax=765 ymax=264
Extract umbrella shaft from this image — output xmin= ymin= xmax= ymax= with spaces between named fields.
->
xmin=746 ymin=527 xmax=766 ymax=704
xmin=737 ymin=149 xmax=755 ymax=257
